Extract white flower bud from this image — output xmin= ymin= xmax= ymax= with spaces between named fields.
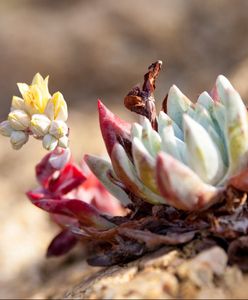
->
xmin=30 ymin=114 xmax=51 ymax=137
xmin=58 ymin=135 xmax=69 ymax=148
xmin=0 ymin=120 xmax=14 ymax=137
xmin=11 ymin=96 xmax=25 ymax=111
xmin=49 ymin=120 xmax=68 ymax=139
xmin=42 ymin=134 xmax=58 ymax=151
xmin=45 ymin=92 xmax=68 ymax=121
xmin=10 ymin=131 xmax=29 ymax=150
xmin=8 ymin=109 xmax=30 ymax=130
xmin=49 ymin=148 xmax=71 ymax=169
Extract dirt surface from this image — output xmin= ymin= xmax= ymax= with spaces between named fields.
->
xmin=63 ymin=247 xmax=248 ymax=299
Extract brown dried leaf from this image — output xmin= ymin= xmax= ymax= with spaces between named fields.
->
xmin=124 ymin=61 xmax=162 ymax=129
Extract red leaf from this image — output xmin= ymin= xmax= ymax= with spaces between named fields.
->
xmin=36 ymin=151 xmax=56 ymax=188
xmin=48 ymin=163 xmax=86 ymax=195
xmin=47 ymin=230 xmax=77 ymax=257
xmin=32 ymin=198 xmax=115 ymax=229
xmin=98 ymin=100 xmax=131 ymax=155
xmin=26 ymin=188 xmax=52 ymax=201
xmin=156 ymin=152 xmax=219 ymax=211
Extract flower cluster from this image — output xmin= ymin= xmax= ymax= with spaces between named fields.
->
xmin=0 ymin=73 xmax=69 ymax=150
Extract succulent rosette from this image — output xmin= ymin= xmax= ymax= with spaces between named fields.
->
xmin=86 ymin=62 xmax=248 ymax=211
xmin=80 ymin=61 xmax=248 ymax=265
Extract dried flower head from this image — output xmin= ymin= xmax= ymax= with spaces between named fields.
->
xmin=0 ymin=73 xmax=69 ymax=150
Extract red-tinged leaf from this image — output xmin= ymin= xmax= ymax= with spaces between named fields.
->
xmin=156 ymin=152 xmax=220 ymax=211
xmin=210 ymin=83 xmax=220 ymax=102
xmin=48 ymin=163 xmax=86 ymax=195
xmin=50 ymin=213 xmax=78 ymax=228
xmin=47 ymin=230 xmax=77 ymax=257
xmin=32 ymin=198 xmax=115 ymax=229
xmin=111 ymin=143 xmax=165 ymax=205
xmin=26 ymin=188 xmax=52 ymax=201
xmin=98 ymin=100 xmax=131 ymax=155
xmin=84 ymin=154 xmax=131 ymax=207
xmin=35 ymin=148 xmax=72 ymax=188
xmin=36 ymin=151 xmax=56 ymax=188
xmin=228 ymin=167 xmax=248 ymax=192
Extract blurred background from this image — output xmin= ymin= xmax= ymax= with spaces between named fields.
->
xmin=1 ymin=0 xmax=248 ymax=298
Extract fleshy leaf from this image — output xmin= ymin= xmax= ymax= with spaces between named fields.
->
xmin=98 ymin=100 xmax=131 ymax=155
xmin=131 ymin=122 xmax=143 ymax=140
xmin=216 ymin=75 xmax=235 ymax=105
xmin=32 ymin=198 xmax=115 ymax=229
xmin=84 ymin=154 xmax=131 ymax=206
xmin=216 ymin=76 xmax=248 ymax=176
xmin=46 ymin=230 xmax=77 ymax=257
xmin=192 ymin=103 xmax=228 ymax=166
xmin=48 ymin=163 xmax=86 ymax=195
xmin=156 ymin=152 xmax=221 ymax=211
xmin=35 ymin=148 xmax=72 ymax=188
xmin=140 ymin=117 xmax=161 ymax=157
xmin=35 ymin=151 xmax=56 ymax=188
xmin=197 ymin=91 xmax=214 ymax=111
xmin=26 ymin=187 xmax=50 ymax=201
xmin=111 ymin=143 xmax=165 ymax=204
xmin=158 ymin=111 xmax=184 ymax=140
xmin=161 ymin=125 xmax=186 ymax=164
xmin=132 ymin=137 xmax=158 ymax=194
xmin=183 ymin=114 xmax=225 ymax=185
xmin=167 ymin=85 xmax=194 ymax=128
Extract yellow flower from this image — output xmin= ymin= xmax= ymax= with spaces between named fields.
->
xmin=45 ymin=92 xmax=68 ymax=121
xmin=11 ymin=96 xmax=25 ymax=111
xmin=16 ymin=73 xmax=51 ymax=115
xmin=0 ymin=73 xmax=69 ymax=151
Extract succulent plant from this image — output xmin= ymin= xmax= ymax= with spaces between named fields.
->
xmin=82 ymin=61 xmax=248 ymax=265
xmin=1 ymin=64 xmax=248 ymax=268
xmin=86 ymin=61 xmax=248 ymax=212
